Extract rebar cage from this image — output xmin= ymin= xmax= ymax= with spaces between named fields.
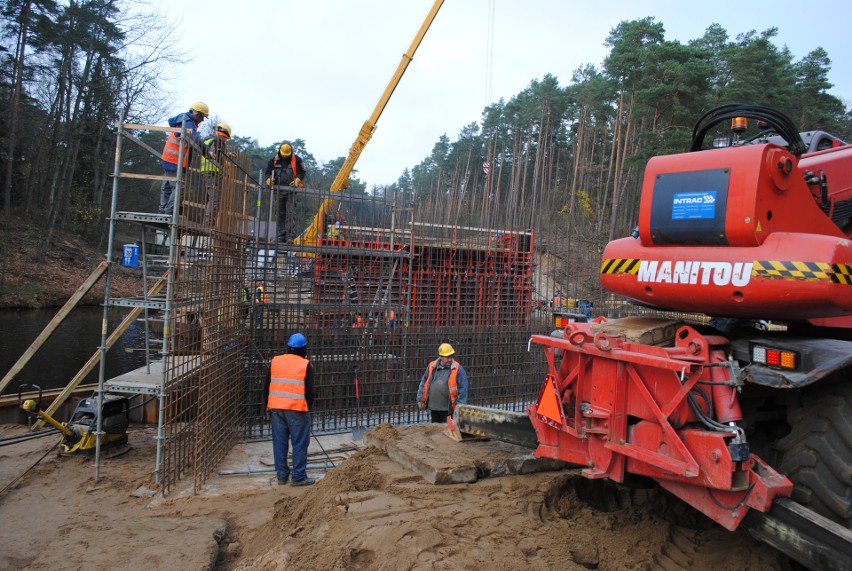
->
xmin=105 ymin=122 xmax=551 ymax=494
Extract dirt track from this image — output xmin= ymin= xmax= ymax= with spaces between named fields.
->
xmin=0 ymin=423 xmax=790 ymax=570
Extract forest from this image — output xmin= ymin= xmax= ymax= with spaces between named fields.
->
xmin=1 ymin=0 xmax=850 ymax=273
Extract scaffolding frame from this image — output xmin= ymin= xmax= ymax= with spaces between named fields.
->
xmin=100 ymin=121 xmax=254 ymax=490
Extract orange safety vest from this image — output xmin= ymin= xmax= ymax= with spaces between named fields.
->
xmin=273 ymin=153 xmax=302 ymax=186
xmin=161 ymin=131 xmax=190 ymax=169
xmin=268 ymin=354 xmax=309 ymax=412
xmin=420 ymin=359 xmax=460 ymax=409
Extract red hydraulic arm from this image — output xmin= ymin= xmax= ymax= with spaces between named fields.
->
xmin=528 ymin=321 xmax=793 ymax=530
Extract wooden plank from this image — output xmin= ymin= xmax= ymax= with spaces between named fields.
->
xmin=0 ymin=261 xmax=108 ymax=395
xmin=745 ymin=497 xmax=852 ymax=571
xmin=119 ymin=123 xmax=179 ymax=133
xmin=31 ymin=274 xmax=169 ymax=430
xmin=118 ymin=128 xmax=166 ymax=157
xmin=119 ymin=172 xmax=176 ymax=181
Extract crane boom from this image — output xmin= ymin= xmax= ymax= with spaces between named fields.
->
xmin=293 ymin=0 xmax=445 ymax=246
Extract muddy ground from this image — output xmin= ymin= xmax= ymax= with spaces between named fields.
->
xmin=0 ymin=423 xmax=791 ymax=570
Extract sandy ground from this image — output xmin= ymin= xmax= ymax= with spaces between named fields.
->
xmin=0 ymin=423 xmax=792 ymax=571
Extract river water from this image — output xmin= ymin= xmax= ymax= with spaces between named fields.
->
xmin=0 ymin=306 xmax=153 ymax=397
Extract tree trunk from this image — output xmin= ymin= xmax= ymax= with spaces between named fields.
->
xmin=3 ymin=0 xmax=32 ymax=217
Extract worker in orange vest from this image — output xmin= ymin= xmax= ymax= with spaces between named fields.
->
xmin=267 ymin=333 xmax=316 ymax=486
xmin=551 ymin=291 xmax=562 ymax=309
xmin=352 ymin=315 xmax=365 ymax=328
xmin=416 ymin=343 xmax=469 ymax=424
xmin=159 ymin=101 xmax=208 ymax=216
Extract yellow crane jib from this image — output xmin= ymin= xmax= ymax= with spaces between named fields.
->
xmin=293 ymin=0 xmax=444 ymax=247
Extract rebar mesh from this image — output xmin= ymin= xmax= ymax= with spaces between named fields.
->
xmin=155 ymin=134 xmax=254 ymax=493
xmin=106 ymin=122 xmax=596 ymax=495
xmin=240 ymin=185 xmax=550 ymax=444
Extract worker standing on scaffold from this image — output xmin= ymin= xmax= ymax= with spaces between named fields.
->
xmin=264 ymin=142 xmax=306 ymax=242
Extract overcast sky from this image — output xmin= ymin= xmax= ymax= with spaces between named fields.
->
xmin=152 ymin=0 xmax=852 ymax=187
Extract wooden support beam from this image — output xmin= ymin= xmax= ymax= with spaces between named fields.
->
xmin=31 ymin=274 xmax=169 ymax=431
xmin=0 ymin=261 xmax=108 ymax=395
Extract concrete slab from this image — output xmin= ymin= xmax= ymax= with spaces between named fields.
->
xmin=364 ymin=423 xmax=568 ymax=484
xmin=198 ymin=432 xmax=364 ymax=492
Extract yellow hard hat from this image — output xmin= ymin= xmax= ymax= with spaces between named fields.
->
xmin=215 ymin=122 xmax=231 ymax=139
xmin=190 ymin=101 xmax=209 ymax=116
xmin=438 ymin=343 xmax=455 ymax=357
xmin=279 ymin=143 xmax=292 ymax=157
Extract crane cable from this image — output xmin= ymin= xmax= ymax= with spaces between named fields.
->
xmin=485 ymin=0 xmax=495 ymax=105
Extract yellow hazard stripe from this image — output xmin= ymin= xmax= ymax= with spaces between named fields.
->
xmin=600 ymin=259 xmax=852 ymax=285
xmin=600 ymin=258 xmax=639 ymax=275
xmin=752 ymin=261 xmax=852 ymax=284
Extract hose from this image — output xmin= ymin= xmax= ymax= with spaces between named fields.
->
xmin=690 ymin=104 xmax=807 ymax=156
xmin=0 ymin=440 xmax=60 ymax=497
xmin=0 ymin=428 xmax=60 ymax=448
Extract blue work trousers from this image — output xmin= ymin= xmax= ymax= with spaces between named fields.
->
xmin=270 ymin=409 xmax=311 ymax=482
xmin=159 ymin=172 xmax=177 ymax=215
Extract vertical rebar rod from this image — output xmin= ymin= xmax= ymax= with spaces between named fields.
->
xmin=156 ymin=118 xmax=187 ymax=485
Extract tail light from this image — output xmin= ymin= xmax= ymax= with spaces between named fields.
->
xmin=751 ymin=344 xmax=799 ymax=370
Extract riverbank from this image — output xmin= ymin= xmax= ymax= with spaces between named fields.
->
xmin=0 ymin=216 xmax=141 ymax=309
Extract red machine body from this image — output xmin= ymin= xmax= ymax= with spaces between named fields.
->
xmin=526 ymin=106 xmax=852 ymax=534
xmin=601 ymin=142 xmax=852 ymax=325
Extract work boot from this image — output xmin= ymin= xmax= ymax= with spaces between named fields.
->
xmin=277 ymin=476 xmax=289 ymax=485
xmin=290 ymin=477 xmax=315 ymax=487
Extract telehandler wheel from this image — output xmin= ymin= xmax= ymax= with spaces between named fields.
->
xmin=775 ymin=383 xmax=852 ymax=527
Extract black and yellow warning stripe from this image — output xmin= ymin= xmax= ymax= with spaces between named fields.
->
xmin=752 ymin=261 xmax=852 ymax=284
xmin=600 ymin=258 xmax=640 ymax=275
xmin=600 ymin=258 xmax=852 ymax=285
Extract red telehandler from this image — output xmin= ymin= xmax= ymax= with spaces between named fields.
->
xmin=456 ymin=104 xmax=852 ymax=569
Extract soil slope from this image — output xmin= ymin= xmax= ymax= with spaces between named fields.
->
xmin=235 ymin=425 xmax=788 ymax=571
xmin=0 ymin=216 xmax=140 ymax=309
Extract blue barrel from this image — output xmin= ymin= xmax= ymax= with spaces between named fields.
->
xmin=121 ymin=244 xmax=139 ymax=267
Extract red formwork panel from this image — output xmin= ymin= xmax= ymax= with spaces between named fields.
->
xmin=313 ymin=232 xmax=534 ymax=329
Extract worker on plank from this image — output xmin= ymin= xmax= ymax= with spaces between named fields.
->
xmin=200 ymin=122 xmax=232 ymax=226
xmin=265 ymin=142 xmax=306 ymax=242
xmin=159 ymin=101 xmax=208 ymax=216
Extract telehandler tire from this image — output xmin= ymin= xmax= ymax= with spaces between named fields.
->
xmin=775 ymin=383 xmax=852 ymax=528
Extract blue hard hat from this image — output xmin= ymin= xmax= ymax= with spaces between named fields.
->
xmin=287 ymin=333 xmax=307 ymax=348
